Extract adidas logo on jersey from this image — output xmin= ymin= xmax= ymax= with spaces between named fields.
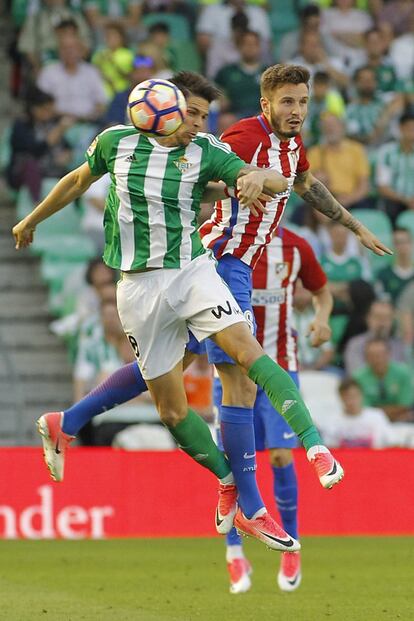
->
xmin=125 ymin=154 xmax=137 ymax=162
xmin=281 ymin=400 xmax=297 ymax=415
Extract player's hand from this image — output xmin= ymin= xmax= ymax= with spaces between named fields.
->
xmin=354 ymin=226 xmax=393 ymax=256
xmin=12 ymin=219 xmax=36 ymax=249
xmin=307 ymin=319 xmax=331 ymax=347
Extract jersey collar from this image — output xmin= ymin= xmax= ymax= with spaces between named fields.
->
xmin=257 ymin=114 xmax=273 ymax=135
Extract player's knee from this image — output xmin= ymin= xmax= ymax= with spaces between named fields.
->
xmin=269 ymin=448 xmax=293 ymax=468
xmin=158 ymin=404 xmax=187 ymax=427
xmin=233 ymin=342 xmax=264 ymax=371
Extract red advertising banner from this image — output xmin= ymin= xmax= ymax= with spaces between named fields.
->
xmin=0 ymin=448 xmax=413 ymax=539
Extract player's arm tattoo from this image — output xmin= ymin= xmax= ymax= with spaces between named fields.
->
xmin=294 ymin=171 xmax=362 ymax=234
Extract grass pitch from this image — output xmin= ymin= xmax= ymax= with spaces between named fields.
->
xmin=0 ymin=537 xmax=412 ymax=621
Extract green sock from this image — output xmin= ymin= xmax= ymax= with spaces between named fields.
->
xmin=248 ymin=355 xmax=322 ymax=451
xmin=167 ymin=408 xmax=231 ymax=480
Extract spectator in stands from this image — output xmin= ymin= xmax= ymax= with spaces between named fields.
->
xmin=376 ymin=113 xmax=414 ymax=224
xmin=136 ymin=41 xmax=172 ymax=79
xmin=376 ymin=228 xmax=414 ymax=304
xmin=357 ymin=28 xmax=399 ymax=96
xmin=303 ymin=71 xmax=345 ymax=146
xmin=389 ymin=12 xmax=414 ymax=81
xmin=308 ymin=112 xmax=372 ymax=210
xmin=397 ymin=278 xmax=414 ymax=348
xmin=377 ymin=0 xmax=414 ymax=38
xmin=344 ymin=300 xmax=406 ymax=374
xmin=75 ymin=257 xmax=116 ymax=323
xmin=353 ymin=338 xmax=414 ymax=422
xmin=346 ymin=66 xmax=403 ymax=147
xmin=146 ymin=22 xmax=177 ymax=73
xmin=105 ymin=54 xmax=155 ymax=126
xmin=215 ymin=30 xmax=264 ymax=131
xmin=18 ymin=0 xmax=91 ymax=75
xmin=196 ymin=0 xmax=271 ymax=78
xmin=293 ymin=279 xmax=335 ymax=371
xmin=320 ymin=377 xmax=395 ymax=448
xmin=321 ymin=0 xmax=373 ymax=67
xmin=37 ymin=34 xmax=107 ymax=123
xmin=291 ymin=31 xmax=349 ymax=88
xmin=83 ymin=0 xmax=143 ymax=46
xmin=280 ymin=3 xmax=333 ymax=63
xmin=6 ymin=87 xmax=73 ymax=201
xmin=321 ymin=221 xmax=372 ymax=314
xmin=92 ymin=22 xmax=134 ymax=99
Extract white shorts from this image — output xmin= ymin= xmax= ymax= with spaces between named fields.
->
xmin=116 ymin=252 xmax=246 ymax=380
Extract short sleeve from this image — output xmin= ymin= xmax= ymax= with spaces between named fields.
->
xmin=85 ymin=132 xmax=108 ymax=176
xmin=205 ymin=134 xmax=246 ymax=186
xmin=297 ymin=236 xmax=327 ymax=291
xmin=221 ymin=119 xmax=270 ymax=164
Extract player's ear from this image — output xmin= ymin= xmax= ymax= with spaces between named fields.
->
xmin=260 ymin=97 xmax=269 ymax=116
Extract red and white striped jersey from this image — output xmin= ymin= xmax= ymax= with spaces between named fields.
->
xmin=199 ymin=114 xmax=309 ymax=268
xmin=252 ymin=227 xmax=327 ymax=371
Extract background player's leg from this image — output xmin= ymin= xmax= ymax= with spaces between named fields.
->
xmin=269 ymin=449 xmax=298 ymax=541
xmin=62 ymin=351 xmax=197 ymax=436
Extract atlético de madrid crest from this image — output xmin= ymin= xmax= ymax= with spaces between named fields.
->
xmin=275 ymin=262 xmax=289 ymax=279
xmin=173 ymin=156 xmax=192 ymax=173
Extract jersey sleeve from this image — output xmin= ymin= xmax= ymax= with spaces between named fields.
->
xmin=296 ymin=136 xmax=310 ymax=173
xmin=220 ymin=119 xmax=266 ymax=164
xmin=296 ymin=234 xmax=327 ymax=291
xmin=206 ymin=134 xmax=246 ymax=186
xmin=85 ymin=131 xmax=109 ymax=176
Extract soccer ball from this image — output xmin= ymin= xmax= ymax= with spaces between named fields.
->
xmin=128 ymin=79 xmax=187 ymax=137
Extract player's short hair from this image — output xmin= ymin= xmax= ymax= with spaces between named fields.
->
xmin=260 ymin=64 xmax=310 ymax=98
xmin=338 ymin=377 xmax=361 ymax=395
xmin=171 ymin=71 xmax=220 ymax=103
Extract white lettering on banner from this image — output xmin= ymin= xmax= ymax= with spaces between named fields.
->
xmin=0 ymin=485 xmax=114 ymax=540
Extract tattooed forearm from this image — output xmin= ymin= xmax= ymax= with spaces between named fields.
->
xmin=300 ymin=180 xmax=362 ymax=234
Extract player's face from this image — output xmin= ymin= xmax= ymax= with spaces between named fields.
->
xmin=261 ymin=83 xmax=309 ymax=139
xmin=163 ymin=96 xmax=210 ymax=147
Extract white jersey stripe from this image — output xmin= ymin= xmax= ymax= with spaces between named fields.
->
xmin=285 ymin=246 xmax=301 ymax=372
xmin=145 ymin=150 xmax=169 ymax=268
xmin=114 ymin=133 xmax=141 ymax=271
xmin=178 ymin=142 xmax=203 ymax=263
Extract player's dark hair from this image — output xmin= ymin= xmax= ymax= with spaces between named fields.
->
xmin=171 ymin=71 xmax=221 ymax=103
xmin=260 ymin=64 xmax=310 ymax=97
xmin=338 ymin=377 xmax=361 ymax=395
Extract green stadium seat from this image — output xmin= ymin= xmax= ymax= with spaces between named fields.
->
xmin=32 ymin=233 xmax=97 ymax=260
xmin=16 ymin=187 xmax=34 ymax=220
xmin=172 ymin=41 xmax=202 ymax=73
xmin=143 ymin=13 xmax=191 ymax=42
xmin=269 ymin=0 xmax=300 ymax=37
xmin=396 ymin=211 xmax=414 ymax=239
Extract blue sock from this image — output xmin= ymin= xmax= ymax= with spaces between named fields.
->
xmin=272 ymin=462 xmax=299 ymax=540
xmin=62 ymin=362 xmax=146 ymax=435
xmin=226 ymin=526 xmax=242 ymax=547
xmin=220 ymin=405 xmax=265 ymax=518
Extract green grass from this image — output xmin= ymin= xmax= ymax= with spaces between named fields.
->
xmin=0 ymin=537 xmax=412 ymax=620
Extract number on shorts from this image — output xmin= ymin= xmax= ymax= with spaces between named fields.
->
xmin=128 ymin=334 xmax=140 ymax=358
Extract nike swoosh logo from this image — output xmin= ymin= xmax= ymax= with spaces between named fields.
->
xmin=215 ymin=509 xmax=224 ymax=526
xmin=327 ymin=462 xmax=337 ymax=476
xmin=243 ymin=452 xmax=256 ymax=459
xmin=257 ymin=530 xmax=295 ymax=547
xmin=287 ymin=575 xmax=299 ymax=586
xmin=55 ymin=440 xmax=61 ymax=454
xmin=283 ymin=432 xmax=295 ymax=440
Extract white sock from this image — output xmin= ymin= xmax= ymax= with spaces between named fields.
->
xmin=307 ymin=445 xmax=329 ymax=461
xmin=251 ymin=507 xmax=266 ymax=520
xmin=219 ymin=472 xmax=235 ymax=485
xmin=226 ymin=545 xmax=244 ymax=562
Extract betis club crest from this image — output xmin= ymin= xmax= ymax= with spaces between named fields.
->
xmin=275 ymin=262 xmax=289 ymax=279
xmin=173 ymin=156 xmax=192 ymax=173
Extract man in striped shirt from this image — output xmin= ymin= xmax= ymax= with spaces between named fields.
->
xmin=215 ymin=226 xmax=332 ymax=593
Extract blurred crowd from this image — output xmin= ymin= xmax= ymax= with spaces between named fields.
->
xmin=3 ymin=0 xmax=414 ymax=448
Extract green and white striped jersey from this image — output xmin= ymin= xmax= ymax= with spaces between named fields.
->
xmin=85 ymin=125 xmax=245 ymax=270
xmin=376 ymin=141 xmax=414 ymax=198
xmin=346 ymin=99 xmax=385 ymax=142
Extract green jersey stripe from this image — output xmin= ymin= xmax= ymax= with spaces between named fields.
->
xmin=162 ymin=149 xmax=183 ymax=268
xmin=131 ymin=134 xmax=153 ymax=268
xmin=177 ymin=142 xmax=203 ymax=265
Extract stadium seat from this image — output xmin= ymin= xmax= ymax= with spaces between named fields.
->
xmin=143 ymin=13 xmax=191 ymax=42
xmin=172 ymin=41 xmax=202 ymax=73
xmin=269 ymin=0 xmax=299 ymax=37
xmin=32 ymin=233 xmax=97 ymax=260
xmin=16 ymin=186 xmax=34 ymax=220
xmin=396 ymin=211 xmax=414 ymax=239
